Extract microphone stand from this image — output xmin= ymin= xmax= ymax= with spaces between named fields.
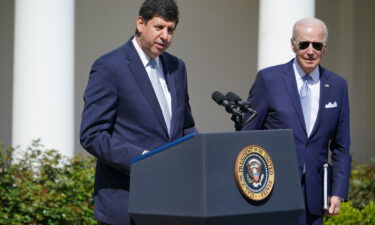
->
xmin=242 ymin=111 xmax=257 ymax=128
xmin=212 ymin=91 xmax=257 ymax=131
xmin=225 ymin=91 xmax=257 ymax=130
xmin=231 ymin=113 xmax=243 ymax=131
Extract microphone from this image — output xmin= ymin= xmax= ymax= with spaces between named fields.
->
xmin=211 ymin=91 xmax=242 ymax=116
xmin=226 ymin=91 xmax=256 ymax=115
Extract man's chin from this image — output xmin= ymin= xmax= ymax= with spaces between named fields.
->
xmin=303 ymin=61 xmax=318 ymax=68
xmin=152 ymin=49 xmax=165 ymax=57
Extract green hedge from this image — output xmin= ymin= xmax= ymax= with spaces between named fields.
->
xmin=323 ymin=201 xmax=375 ymax=225
xmin=0 ymin=140 xmax=97 ymax=225
xmin=324 ymin=158 xmax=375 ymax=225
xmin=349 ymin=158 xmax=375 ymax=209
xmin=0 ymin=141 xmax=374 ymax=224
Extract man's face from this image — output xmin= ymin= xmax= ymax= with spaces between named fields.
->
xmin=136 ymin=16 xmax=176 ymax=59
xmin=291 ymin=23 xmax=326 ymax=74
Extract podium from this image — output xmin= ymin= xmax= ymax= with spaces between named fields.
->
xmin=129 ymin=130 xmax=304 ymax=225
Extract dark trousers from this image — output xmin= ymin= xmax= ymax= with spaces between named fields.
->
xmin=297 ymin=174 xmax=322 ymax=225
xmin=100 ymin=218 xmax=136 ymax=225
xmin=297 ymin=211 xmax=323 ymax=225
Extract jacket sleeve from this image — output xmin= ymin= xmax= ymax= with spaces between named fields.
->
xmin=80 ymin=60 xmax=144 ymax=174
xmin=181 ymin=61 xmax=197 ymax=135
xmin=242 ymin=71 xmax=269 ymax=131
xmin=329 ymin=80 xmax=351 ymax=200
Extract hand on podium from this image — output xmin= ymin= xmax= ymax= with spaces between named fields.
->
xmin=142 ymin=150 xmax=149 ymax=155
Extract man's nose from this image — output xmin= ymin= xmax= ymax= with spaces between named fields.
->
xmin=160 ymin=28 xmax=168 ymax=40
xmin=306 ymin=44 xmax=315 ymax=54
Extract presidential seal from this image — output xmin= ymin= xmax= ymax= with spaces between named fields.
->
xmin=234 ymin=145 xmax=275 ymax=201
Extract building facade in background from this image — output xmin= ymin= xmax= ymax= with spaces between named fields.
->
xmin=0 ymin=0 xmax=374 ymax=163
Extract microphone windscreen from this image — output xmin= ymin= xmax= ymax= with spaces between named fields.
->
xmin=226 ymin=91 xmax=242 ymax=102
xmin=211 ymin=91 xmax=225 ymax=105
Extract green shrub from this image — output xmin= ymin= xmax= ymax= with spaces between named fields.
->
xmin=0 ymin=140 xmax=97 ymax=225
xmin=323 ymin=201 xmax=375 ymax=225
xmin=324 ymin=158 xmax=375 ymax=225
xmin=349 ymin=158 xmax=375 ymax=209
xmin=361 ymin=202 xmax=375 ymax=225
xmin=323 ymin=201 xmax=361 ymax=225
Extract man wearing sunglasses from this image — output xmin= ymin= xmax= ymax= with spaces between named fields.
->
xmin=242 ymin=18 xmax=351 ymax=225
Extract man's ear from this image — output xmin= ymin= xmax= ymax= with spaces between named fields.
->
xmin=291 ymin=39 xmax=297 ymax=53
xmin=136 ymin=16 xmax=145 ymax=34
xmin=321 ymin=43 xmax=327 ymax=56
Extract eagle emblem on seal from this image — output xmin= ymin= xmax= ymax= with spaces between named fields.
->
xmin=234 ymin=145 xmax=275 ymax=201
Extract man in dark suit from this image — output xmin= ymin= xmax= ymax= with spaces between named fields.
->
xmin=242 ymin=18 xmax=351 ymax=225
xmin=80 ymin=0 xmax=196 ymax=224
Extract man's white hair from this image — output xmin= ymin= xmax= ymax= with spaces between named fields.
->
xmin=292 ymin=17 xmax=328 ymax=42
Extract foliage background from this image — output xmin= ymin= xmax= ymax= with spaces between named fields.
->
xmin=324 ymin=158 xmax=375 ymax=225
xmin=0 ymin=142 xmax=374 ymax=224
xmin=0 ymin=141 xmax=97 ymax=225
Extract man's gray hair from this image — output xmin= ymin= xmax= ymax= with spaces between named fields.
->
xmin=292 ymin=17 xmax=328 ymax=42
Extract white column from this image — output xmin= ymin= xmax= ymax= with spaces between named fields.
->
xmin=258 ymin=0 xmax=315 ymax=70
xmin=13 ymin=0 xmax=75 ymax=157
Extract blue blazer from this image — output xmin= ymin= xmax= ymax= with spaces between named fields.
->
xmin=80 ymin=37 xmax=196 ymax=225
xmin=242 ymin=59 xmax=351 ymax=215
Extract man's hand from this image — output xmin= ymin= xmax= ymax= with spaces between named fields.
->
xmin=326 ymin=196 xmax=342 ymax=216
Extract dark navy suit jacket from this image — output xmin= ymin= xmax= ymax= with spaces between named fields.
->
xmin=242 ymin=59 xmax=351 ymax=215
xmin=80 ymin=38 xmax=196 ymax=225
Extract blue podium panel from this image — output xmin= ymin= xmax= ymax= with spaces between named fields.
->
xmin=129 ymin=130 xmax=304 ymax=225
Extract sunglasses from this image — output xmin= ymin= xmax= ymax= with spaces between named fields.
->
xmin=297 ymin=41 xmax=325 ymax=51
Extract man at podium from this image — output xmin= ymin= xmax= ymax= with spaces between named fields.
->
xmin=80 ymin=0 xmax=196 ymax=224
xmin=242 ymin=18 xmax=351 ymax=225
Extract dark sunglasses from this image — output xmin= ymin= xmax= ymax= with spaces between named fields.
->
xmin=297 ymin=41 xmax=325 ymax=51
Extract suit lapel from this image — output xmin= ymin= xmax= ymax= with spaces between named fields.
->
xmin=160 ymin=54 xmax=177 ymax=138
xmin=309 ymin=66 xmax=330 ymax=138
xmin=282 ymin=60 xmax=307 ymax=134
xmin=124 ymin=41 xmax=169 ymax=136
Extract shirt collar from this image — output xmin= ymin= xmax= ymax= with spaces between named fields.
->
xmin=293 ymin=58 xmax=320 ymax=82
xmin=132 ymin=36 xmax=160 ymax=68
